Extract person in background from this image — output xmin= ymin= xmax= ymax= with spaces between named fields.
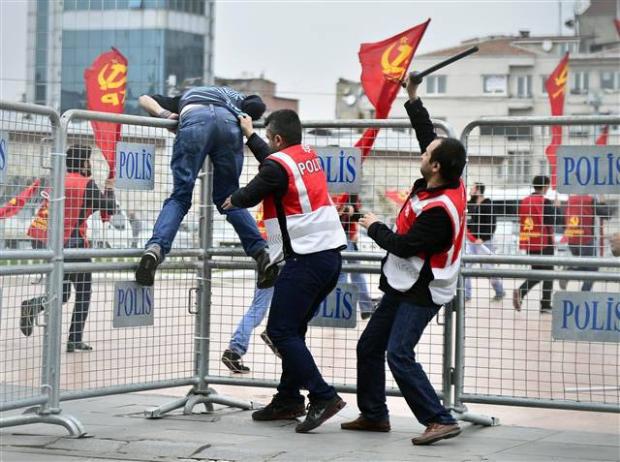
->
xmin=464 ymin=182 xmax=504 ymax=302
xmin=333 ymin=193 xmax=374 ymax=319
xmin=514 ymin=175 xmax=563 ymax=313
xmin=20 ymin=145 xmax=116 ymax=352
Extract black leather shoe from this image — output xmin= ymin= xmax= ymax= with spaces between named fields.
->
xmin=295 ymin=395 xmax=346 ymax=433
xmin=221 ymin=349 xmax=250 ymax=373
xmin=67 ymin=342 xmax=93 ymax=353
xmin=254 ymin=249 xmax=279 ymax=289
xmin=20 ymin=298 xmax=45 ymax=337
xmin=252 ymin=395 xmax=306 ymax=421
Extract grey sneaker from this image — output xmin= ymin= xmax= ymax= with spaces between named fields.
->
xmin=136 ymin=244 xmax=162 ymax=286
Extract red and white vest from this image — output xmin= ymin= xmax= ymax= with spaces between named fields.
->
xmin=382 ymin=180 xmax=467 ymax=305
xmin=263 ymin=144 xmax=347 ymax=264
xmin=27 ymin=172 xmax=92 ymax=246
xmin=564 ymin=194 xmax=595 ymax=246
xmin=518 ymin=194 xmax=553 ymax=252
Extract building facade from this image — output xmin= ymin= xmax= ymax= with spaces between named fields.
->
xmin=26 ymin=0 xmax=215 ymax=114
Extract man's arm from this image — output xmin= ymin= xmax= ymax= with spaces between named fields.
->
xmin=239 ymin=115 xmax=271 ymax=163
xmin=138 ymin=95 xmax=180 ymax=119
xmin=360 ymin=208 xmax=453 ymax=259
xmin=84 ymin=178 xmax=116 ymax=214
xmin=404 ymin=79 xmax=436 ymax=153
xmin=226 ymin=161 xmax=287 ymax=209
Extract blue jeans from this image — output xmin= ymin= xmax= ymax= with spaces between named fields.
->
xmin=356 ymin=293 xmax=456 ymax=426
xmin=229 ymin=286 xmax=274 ymax=356
xmin=338 ymin=241 xmax=373 ymax=314
xmin=147 ymin=105 xmax=265 ymax=257
xmin=267 ymin=250 xmax=342 ymax=403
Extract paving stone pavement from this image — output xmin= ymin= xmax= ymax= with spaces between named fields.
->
xmin=1 ymin=392 xmax=619 ymax=462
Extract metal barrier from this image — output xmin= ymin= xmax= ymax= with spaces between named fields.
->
xmin=458 ymin=115 xmax=620 ymax=418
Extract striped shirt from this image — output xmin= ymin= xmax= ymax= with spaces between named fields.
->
xmin=179 ymin=86 xmax=246 ymax=116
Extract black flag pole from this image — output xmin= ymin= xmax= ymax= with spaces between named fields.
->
xmin=400 ymin=46 xmax=479 ymax=87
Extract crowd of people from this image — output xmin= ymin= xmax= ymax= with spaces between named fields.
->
xmin=5 ymin=75 xmax=616 ymax=446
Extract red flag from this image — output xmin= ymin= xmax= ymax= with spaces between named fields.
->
xmin=615 ymin=19 xmax=620 ymax=36
xmin=0 ymin=179 xmax=41 ymax=219
xmin=544 ymin=52 xmax=569 ymax=189
xmin=384 ymin=189 xmax=410 ymax=207
xmin=596 ymin=125 xmax=609 ymax=256
xmin=84 ymin=47 xmax=127 ymax=178
xmin=355 ymin=20 xmax=430 ymax=158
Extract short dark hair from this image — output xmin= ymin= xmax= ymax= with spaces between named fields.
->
xmin=430 ymin=138 xmax=466 ymax=183
xmin=241 ymin=95 xmax=266 ymax=121
xmin=66 ymin=145 xmax=91 ymax=173
xmin=264 ymin=109 xmax=302 ymax=145
xmin=532 ymin=175 xmax=550 ymax=191
xmin=474 ymin=182 xmax=485 ymax=195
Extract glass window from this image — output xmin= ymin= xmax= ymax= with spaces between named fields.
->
xmin=570 ymin=71 xmax=589 ymax=95
xmin=600 ymin=71 xmax=619 ymax=91
xmin=128 ymin=0 xmax=142 ymax=8
xmin=425 ymin=75 xmax=446 ymax=95
xmin=516 ymin=75 xmax=532 ymax=98
xmin=483 ymin=75 xmax=507 ymax=94
xmin=540 ymin=76 xmax=548 ymax=95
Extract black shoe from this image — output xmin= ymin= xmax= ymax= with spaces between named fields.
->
xmin=67 ymin=341 xmax=93 ymax=353
xmin=20 ymin=299 xmax=44 ymax=337
xmin=136 ymin=245 xmax=161 ymax=286
xmin=221 ymin=349 xmax=250 ymax=374
xmin=260 ymin=330 xmax=281 ymax=358
xmin=540 ymin=306 xmax=552 ymax=314
xmin=252 ymin=395 xmax=306 ymax=421
xmin=295 ymin=395 xmax=346 ymax=433
xmin=254 ymin=249 xmax=279 ymax=289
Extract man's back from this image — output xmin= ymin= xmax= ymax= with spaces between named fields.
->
xmin=180 ymin=86 xmax=245 ymax=115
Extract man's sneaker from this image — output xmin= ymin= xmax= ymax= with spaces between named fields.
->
xmin=136 ymin=244 xmax=162 ymax=286
xmin=221 ymin=349 xmax=250 ymax=373
xmin=512 ymin=290 xmax=522 ymax=311
xmin=341 ymin=414 xmax=390 ymax=432
xmin=252 ymin=395 xmax=306 ymax=421
xmin=492 ymin=292 xmax=505 ymax=302
xmin=254 ymin=249 xmax=279 ymax=289
xmin=411 ymin=423 xmax=461 ymax=445
xmin=260 ymin=330 xmax=281 ymax=358
xmin=540 ymin=305 xmax=552 ymax=314
xmin=20 ymin=299 xmax=44 ymax=337
xmin=295 ymin=395 xmax=346 ymax=433
xmin=67 ymin=341 xmax=93 ymax=353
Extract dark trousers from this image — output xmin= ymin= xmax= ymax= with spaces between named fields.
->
xmin=27 ymin=240 xmax=91 ymax=343
xmin=356 ymin=293 xmax=456 ymax=426
xmin=567 ymin=243 xmax=597 ymax=291
xmin=518 ymin=246 xmax=554 ymax=309
xmin=266 ymin=249 xmax=342 ymax=403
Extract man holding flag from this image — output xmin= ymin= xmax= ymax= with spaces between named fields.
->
xmin=341 ymin=23 xmax=465 ymax=445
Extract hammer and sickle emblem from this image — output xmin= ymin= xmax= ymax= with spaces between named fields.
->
xmin=97 ymin=62 xmax=127 ymax=91
xmin=551 ymin=66 xmax=568 ymax=99
xmin=381 ymin=37 xmax=413 ymax=78
xmin=569 ymin=216 xmax=580 ymax=227
xmin=523 ymin=217 xmax=534 ymax=232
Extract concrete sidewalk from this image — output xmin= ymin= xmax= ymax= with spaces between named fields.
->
xmin=1 ymin=392 xmax=618 ymax=462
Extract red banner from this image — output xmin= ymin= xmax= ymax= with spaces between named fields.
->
xmin=595 ymin=125 xmax=609 ymax=146
xmin=384 ymin=189 xmax=409 ymax=207
xmin=355 ymin=20 xmax=430 ymax=158
xmin=544 ymin=52 xmax=569 ymax=189
xmin=0 ymin=179 xmax=41 ymax=219
xmin=84 ymin=47 xmax=127 ymax=178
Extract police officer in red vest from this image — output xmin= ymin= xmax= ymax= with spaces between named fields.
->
xmin=514 ymin=175 xmax=563 ymax=313
xmin=562 ymin=194 xmax=611 ymax=291
xmin=223 ymin=110 xmax=348 ymax=433
xmin=340 ymin=78 xmax=466 ymax=445
xmin=20 ymin=145 xmax=116 ymax=352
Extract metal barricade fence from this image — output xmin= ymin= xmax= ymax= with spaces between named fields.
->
xmin=458 ymin=115 xmax=620 ymax=416
xmin=200 ymin=120 xmax=457 ymax=408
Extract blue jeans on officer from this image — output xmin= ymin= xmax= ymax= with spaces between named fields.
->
xmin=147 ymin=105 xmax=265 ymax=258
xmin=356 ymin=293 xmax=456 ymax=426
xmin=266 ymin=250 xmax=342 ymax=403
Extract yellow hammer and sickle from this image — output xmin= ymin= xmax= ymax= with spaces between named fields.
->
xmin=551 ymin=66 xmax=568 ymax=99
xmin=381 ymin=38 xmax=413 ymax=78
xmin=97 ymin=62 xmax=127 ymax=91
xmin=523 ymin=217 xmax=534 ymax=232
xmin=569 ymin=216 xmax=580 ymax=227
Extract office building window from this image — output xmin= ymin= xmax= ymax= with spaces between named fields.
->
xmin=425 ymin=75 xmax=446 ymax=95
xmin=516 ymin=75 xmax=532 ymax=98
xmin=559 ymin=42 xmax=578 ymax=55
xmin=483 ymin=75 xmax=507 ymax=94
xmin=600 ymin=71 xmax=620 ymax=91
xmin=540 ymin=76 xmax=548 ymax=95
xmin=507 ymin=151 xmax=530 ymax=184
xmin=570 ymin=71 xmax=589 ymax=95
